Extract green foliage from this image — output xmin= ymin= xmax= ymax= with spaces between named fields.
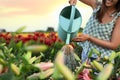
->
xmin=0 ymin=27 xmax=120 ymax=80
xmin=15 ymin=26 xmax=26 ymax=34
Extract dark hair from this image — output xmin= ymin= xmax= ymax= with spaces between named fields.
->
xmin=96 ymin=0 xmax=120 ymax=22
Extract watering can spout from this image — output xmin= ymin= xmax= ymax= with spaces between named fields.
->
xmin=58 ymin=5 xmax=82 ymax=44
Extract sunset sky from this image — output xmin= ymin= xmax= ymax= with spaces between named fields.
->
xmin=0 ymin=0 xmax=93 ymax=32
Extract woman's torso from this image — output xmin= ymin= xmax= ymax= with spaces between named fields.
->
xmin=79 ymin=6 xmax=120 ymax=58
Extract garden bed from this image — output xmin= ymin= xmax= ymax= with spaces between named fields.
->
xmin=0 ymin=29 xmax=120 ymax=80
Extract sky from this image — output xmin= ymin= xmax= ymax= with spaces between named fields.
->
xmin=0 ymin=0 xmax=93 ymax=32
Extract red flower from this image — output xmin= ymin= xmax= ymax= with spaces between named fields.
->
xmin=45 ymin=38 xmax=53 ymax=46
xmin=33 ymin=35 xmax=38 ymax=41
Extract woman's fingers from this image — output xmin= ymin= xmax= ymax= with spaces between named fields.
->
xmin=72 ymin=34 xmax=90 ymax=42
xmin=69 ymin=0 xmax=77 ymax=5
xmin=72 ymin=37 xmax=81 ymax=42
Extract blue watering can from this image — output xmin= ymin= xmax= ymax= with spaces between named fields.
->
xmin=58 ymin=5 xmax=82 ymax=44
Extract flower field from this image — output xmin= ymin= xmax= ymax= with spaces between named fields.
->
xmin=0 ymin=27 xmax=120 ymax=80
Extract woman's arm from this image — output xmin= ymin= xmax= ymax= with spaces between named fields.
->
xmin=79 ymin=0 xmax=97 ymax=9
xmin=108 ymin=17 xmax=120 ymax=49
xmin=69 ymin=0 xmax=97 ymax=9
xmin=72 ymin=17 xmax=120 ymax=50
xmin=91 ymin=17 xmax=120 ymax=50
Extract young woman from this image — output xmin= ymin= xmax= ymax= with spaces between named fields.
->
xmin=70 ymin=0 xmax=120 ymax=62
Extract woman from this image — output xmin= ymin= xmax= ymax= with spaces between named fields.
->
xmin=70 ymin=0 xmax=120 ymax=62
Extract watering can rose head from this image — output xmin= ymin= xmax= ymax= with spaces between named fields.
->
xmin=61 ymin=44 xmax=74 ymax=55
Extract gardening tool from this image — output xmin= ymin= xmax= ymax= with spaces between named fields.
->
xmin=58 ymin=5 xmax=82 ymax=44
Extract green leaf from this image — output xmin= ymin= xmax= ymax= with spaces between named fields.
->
xmin=0 ymin=70 xmax=14 ymax=80
xmin=76 ymin=62 xmax=85 ymax=75
xmin=92 ymin=48 xmax=101 ymax=57
xmin=15 ymin=26 xmax=26 ymax=34
xmin=25 ymin=45 xmax=48 ymax=53
xmin=52 ymin=67 xmax=63 ymax=79
xmin=23 ymin=51 xmax=32 ymax=61
xmin=16 ymin=41 xmax=23 ymax=48
xmin=0 ymin=49 xmax=5 ymax=58
xmin=29 ymin=56 xmax=37 ymax=64
xmin=96 ymin=63 xmax=113 ymax=80
xmin=88 ymin=49 xmax=93 ymax=58
xmin=73 ymin=53 xmax=81 ymax=61
xmin=108 ymin=51 xmax=116 ymax=62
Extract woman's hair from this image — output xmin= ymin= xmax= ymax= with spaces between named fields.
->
xmin=96 ymin=0 xmax=120 ymax=22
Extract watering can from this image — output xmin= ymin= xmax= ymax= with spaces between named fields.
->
xmin=58 ymin=5 xmax=82 ymax=44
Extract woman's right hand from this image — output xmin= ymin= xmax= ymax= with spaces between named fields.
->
xmin=69 ymin=0 xmax=77 ymax=5
xmin=72 ymin=34 xmax=90 ymax=42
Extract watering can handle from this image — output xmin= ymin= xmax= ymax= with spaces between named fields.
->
xmin=66 ymin=5 xmax=76 ymax=44
xmin=67 ymin=5 xmax=75 ymax=32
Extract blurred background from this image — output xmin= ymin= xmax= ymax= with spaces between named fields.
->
xmin=0 ymin=0 xmax=92 ymax=32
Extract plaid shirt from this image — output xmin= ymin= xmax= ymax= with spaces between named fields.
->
xmin=78 ymin=6 xmax=120 ymax=59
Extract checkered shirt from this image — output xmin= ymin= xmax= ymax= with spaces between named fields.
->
xmin=78 ymin=6 xmax=120 ymax=58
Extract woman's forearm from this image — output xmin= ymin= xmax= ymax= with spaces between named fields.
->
xmin=89 ymin=36 xmax=118 ymax=50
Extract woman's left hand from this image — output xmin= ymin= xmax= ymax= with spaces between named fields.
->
xmin=69 ymin=0 xmax=77 ymax=5
xmin=72 ymin=34 xmax=90 ymax=42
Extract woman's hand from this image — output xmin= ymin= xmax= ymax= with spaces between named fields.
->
xmin=69 ymin=0 xmax=77 ymax=5
xmin=72 ymin=34 xmax=90 ymax=42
